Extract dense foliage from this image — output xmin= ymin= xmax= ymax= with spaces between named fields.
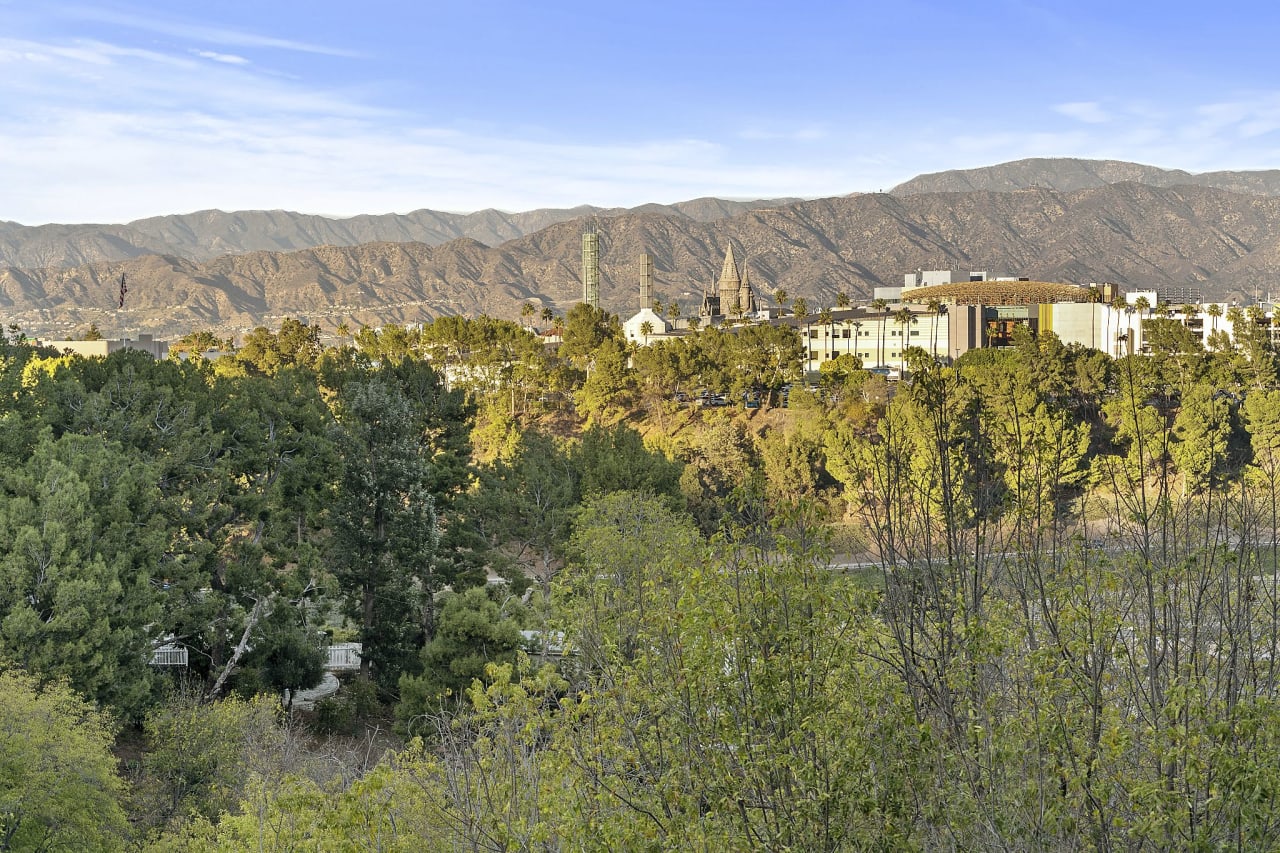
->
xmin=8 ymin=311 xmax=1280 ymax=849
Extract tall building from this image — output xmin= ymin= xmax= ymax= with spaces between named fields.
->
xmin=582 ymin=227 xmax=600 ymax=308
xmin=622 ymin=252 xmax=671 ymax=344
xmin=701 ymin=245 xmax=757 ymax=318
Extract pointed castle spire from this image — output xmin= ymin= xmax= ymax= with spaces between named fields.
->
xmin=739 ymin=264 xmax=757 ymax=315
xmin=717 ymin=245 xmax=742 ymax=303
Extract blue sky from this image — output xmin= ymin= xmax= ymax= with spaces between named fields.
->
xmin=2 ymin=0 xmax=1278 ymax=224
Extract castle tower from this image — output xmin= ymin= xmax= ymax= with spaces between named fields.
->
xmin=717 ymin=245 xmax=742 ymax=307
xmin=582 ymin=227 xmax=600 ymax=308
xmin=739 ymin=264 xmax=757 ymax=315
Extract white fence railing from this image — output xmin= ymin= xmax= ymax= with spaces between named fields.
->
xmin=151 ymin=644 xmax=189 ymax=667
xmin=326 ymin=643 xmax=362 ymax=670
xmin=150 ymin=641 xmax=361 ymax=670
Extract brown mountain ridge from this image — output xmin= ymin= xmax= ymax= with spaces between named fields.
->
xmin=6 ymin=180 xmax=1280 ymax=339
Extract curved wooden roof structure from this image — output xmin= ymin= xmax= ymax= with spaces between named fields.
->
xmin=903 ymin=280 xmax=1092 ymax=306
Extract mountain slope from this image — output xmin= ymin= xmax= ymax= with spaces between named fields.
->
xmin=891 ymin=158 xmax=1280 ymax=197
xmin=6 ymin=183 xmax=1279 ymax=339
xmin=0 ymin=198 xmax=800 ymax=270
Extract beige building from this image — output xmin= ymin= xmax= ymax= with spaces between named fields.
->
xmin=38 ymin=334 xmax=169 ymax=359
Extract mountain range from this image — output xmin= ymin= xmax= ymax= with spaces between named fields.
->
xmin=6 ymin=159 xmax=1280 ymax=339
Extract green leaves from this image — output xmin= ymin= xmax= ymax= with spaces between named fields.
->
xmin=0 ymin=670 xmax=128 ymax=852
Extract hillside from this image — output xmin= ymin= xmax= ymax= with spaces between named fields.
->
xmin=6 ymin=182 xmax=1280 ymax=339
xmin=0 ymin=197 xmax=799 ymax=270
xmin=891 ymin=157 xmax=1280 ymax=197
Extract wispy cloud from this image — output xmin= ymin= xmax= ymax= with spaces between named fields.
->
xmin=0 ymin=31 xmax=849 ymax=222
xmin=6 ymin=8 xmax=1280 ymax=226
xmin=61 ymin=4 xmax=361 ymax=57
xmin=193 ymin=49 xmax=249 ymax=66
xmin=1055 ymin=101 xmax=1110 ymax=124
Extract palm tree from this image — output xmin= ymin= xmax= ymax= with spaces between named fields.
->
xmin=871 ymin=298 xmax=889 ymax=366
xmin=1132 ymin=296 xmax=1151 ymax=353
xmin=668 ymin=301 xmax=681 ymax=321
xmin=775 ymin=289 xmax=789 ymax=316
xmin=851 ymin=320 xmax=862 ymax=361
xmin=893 ymin=307 xmax=917 ymax=368
xmin=927 ymin=298 xmax=944 ymax=361
xmin=520 ymin=302 xmax=535 ymax=325
xmin=835 ymin=291 xmax=850 ymax=310
xmin=1207 ymin=302 xmax=1224 ymax=339
xmin=1224 ymin=305 xmax=1245 ymax=352
xmin=1110 ymin=296 xmax=1126 ymax=358
xmin=793 ymin=298 xmax=811 ymax=375
xmin=336 ymin=321 xmax=351 ymax=348
xmin=639 ymin=319 xmax=654 ymax=346
xmin=540 ymin=306 xmax=554 ymax=325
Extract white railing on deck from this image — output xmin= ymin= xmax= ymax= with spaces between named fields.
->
xmin=151 ymin=644 xmax=189 ymax=667
xmin=326 ymin=643 xmax=362 ymax=670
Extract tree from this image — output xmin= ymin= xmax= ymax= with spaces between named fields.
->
xmin=818 ymin=306 xmax=834 ymax=362
xmin=520 ymin=302 xmax=535 ymax=325
xmin=396 ymin=586 xmax=524 ymax=732
xmin=81 ymin=322 xmax=103 ymax=341
xmin=0 ymin=670 xmax=128 ymax=852
xmin=1207 ymin=301 xmax=1223 ymax=337
xmin=927 ymin=298 xmax=946 ymax=360
xmin=774 ymin=288 xmax=789 ymax=314
xmin=836 ymin=291 xmax=850 ymax=309
xmin=639 ymin=319 xmax=654 ymax=346
xmin=140 ymin=690 xmax=283 ymax=832
xmin=169 ymin=329 xmax=221 ymax=355
xmin=481 ymin=429 xmax=578 ymax=589
xmin=330 ymin=378 xmax=440 ymax=693
xmin=0 ymin=432 xmax=166 ymax=715
xmin=893 ymin=307 xmax=917 ymax=368
xmin=540 ymin=305 xmax=554 ymax=325
xmin=871 ymin=297 xmax=889 ymax=366
xmin=571 ymin=422 xmax=683 ymax=503
xmin=560 ymin=303 xmax=623 ymax=366
xmin=235 ymin=318 xmax=323 ymax=375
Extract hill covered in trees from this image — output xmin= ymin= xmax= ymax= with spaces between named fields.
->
xmin=7 ymin=311 xmax=1280 ymax=848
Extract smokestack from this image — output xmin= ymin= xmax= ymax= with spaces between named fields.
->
xmin=639 ymin=252 xmax=653 ymax=309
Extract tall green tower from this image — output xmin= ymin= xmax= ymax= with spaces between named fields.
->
xmin=582 ymin=226 xmax=600 ymax=308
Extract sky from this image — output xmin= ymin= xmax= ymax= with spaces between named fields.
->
xmin=2 ymin=0 xmax=1279 ymax=224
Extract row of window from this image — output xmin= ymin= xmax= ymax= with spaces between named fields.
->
xmin=807 ymin=328 xmax=926 ymax=338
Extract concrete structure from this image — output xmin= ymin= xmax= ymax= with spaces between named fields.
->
xmin=788 ymin=305 xmax=952 ymax=376
xmin=623 ymin=252 xmax=672 ymax=345
xmin=1041 ymin=302 xmax=1146 ymax=357
xmin=38 ymin=334 xmax=169 ymax=359
xmin=903 ymin=269 xmax=994 ymax=289
xmin=581 ymin=227 xmax=601 ymax=308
